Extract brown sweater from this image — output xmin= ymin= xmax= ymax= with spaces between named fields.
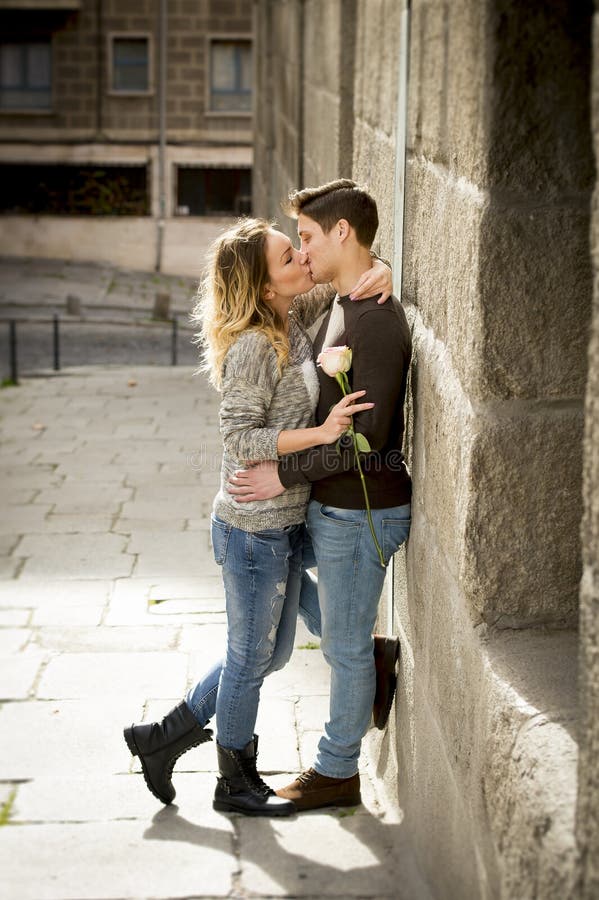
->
xmin=278 ymin=293 xmax=412 ymax=509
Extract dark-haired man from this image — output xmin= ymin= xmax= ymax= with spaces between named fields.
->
xmin=229 ymin=179 xmax=412 ymax=810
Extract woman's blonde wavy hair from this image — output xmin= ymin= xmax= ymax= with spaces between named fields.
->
xmin=191 ymin=217 xmax=290 ymax=389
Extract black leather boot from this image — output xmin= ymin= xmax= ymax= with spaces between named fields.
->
xmin=124 ymin=701 xmax=212 ymax=804
xmin=213 ymin=735 xmax=296 ymax=816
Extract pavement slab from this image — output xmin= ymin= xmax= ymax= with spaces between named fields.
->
xmin=0 ymin=350 xmax=431 ymax=900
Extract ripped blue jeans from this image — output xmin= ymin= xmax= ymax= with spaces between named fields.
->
xmin=186 ymin=515 xmax=304 ymax=750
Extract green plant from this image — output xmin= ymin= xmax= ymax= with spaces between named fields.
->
xmin=338 ymin=806 xmax=358 ymax=818
xmin=0 ymin=788 xmax=17 ymax=826
xmin=298 ymin=642 xmax=320 ymax=650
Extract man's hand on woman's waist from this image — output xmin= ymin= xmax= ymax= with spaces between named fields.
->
xmin=228 ymin=460 xmax=285 ymax=502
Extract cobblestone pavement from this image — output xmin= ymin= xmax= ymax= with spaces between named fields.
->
xmin=0 ymin=257 xmax=201 ymax=378
xmin=0 ymin=364 xmax=431 ymax=900
xmin=0 ymin=258 xmax=431 ymax=898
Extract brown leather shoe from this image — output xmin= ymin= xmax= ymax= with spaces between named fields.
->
xmin=373 ymin=635 xmax=401 ymax=729
xmin=275 ymin=768 xmax=361 ymax=811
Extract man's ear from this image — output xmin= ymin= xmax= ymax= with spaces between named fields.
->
xmin=337 ymin=218 xmax=351 ymax=243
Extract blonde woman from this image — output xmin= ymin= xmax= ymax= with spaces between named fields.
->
xmin=124 ymin=218 xmax=391 ymax=817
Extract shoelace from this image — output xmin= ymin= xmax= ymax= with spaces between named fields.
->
xmin=240 ymin=757 xmax=272 ymax=796
xmin=297 ymin=768 xmax=319 ymax=786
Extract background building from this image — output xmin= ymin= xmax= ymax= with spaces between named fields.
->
xmin=253 ymin=1 xmax=596 ymax=899
xmin=0 ymin=0 xmax=253 ymax=275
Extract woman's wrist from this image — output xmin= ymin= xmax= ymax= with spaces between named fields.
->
xmin=311 ymin=425 xmax=325 ymax=448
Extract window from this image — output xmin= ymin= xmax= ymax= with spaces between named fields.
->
xmin=209 ymin=39 xmax=252 ymax=113
xmin=0 ymin=164 xmax=149 ymax=216
xmin=110 ymin=36 xmax=150 ymax=94
xmin=176 ymin=167 xmax=252 ymax=216
xmin=0 ymin=42 xmax=51 ymax=110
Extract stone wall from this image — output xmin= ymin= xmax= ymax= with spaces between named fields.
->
xmin=253 ymin=0 xmax=303 ymax=228
xmin=378 ymin=2 xmax=590 ymax=896
xmin=254 ymin=1 xmax=595 ymax=897
xmin=576 ymin=5 xmax=599 ymax=897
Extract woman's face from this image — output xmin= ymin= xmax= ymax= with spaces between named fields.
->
xmin=264 ymin=228 xmax=313 ymax=300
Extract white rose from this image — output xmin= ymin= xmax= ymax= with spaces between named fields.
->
xmin=317 ymin=345 xmax=352 ymax=377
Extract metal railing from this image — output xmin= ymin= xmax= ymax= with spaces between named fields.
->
xmin=4 ymin=313 xmax=185 ymax=385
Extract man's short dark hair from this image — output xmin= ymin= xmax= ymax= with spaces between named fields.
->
xmin=282 ymin=178 xmax=379 ymax=248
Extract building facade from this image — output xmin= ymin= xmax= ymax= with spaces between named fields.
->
xmin=0 ymin=0 xmax=253 ymax=274
xmin=254 ymin=1 xmax=596 ymax=898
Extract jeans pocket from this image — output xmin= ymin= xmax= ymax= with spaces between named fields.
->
xmin=318 ymin=504 xmax=361 ymax=526
xmin=381 ymin=510 xmax=411 ymax=563
xmin=211 ymin=516 xmax=231 ymax=566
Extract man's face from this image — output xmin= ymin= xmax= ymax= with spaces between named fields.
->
xmin=297 ymin=213 xmax=338 ymax=285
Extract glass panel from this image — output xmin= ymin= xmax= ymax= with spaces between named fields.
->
xmin=211 ymin=91 xmax=251 ymax=112
xmin=112 ymin=38 xmax=148 ymax=92
xmin=27 ymin=44 xmax=51 ymax=88
xmin=0 ymin=88 xmax=51 ymax=109
xmin=0 ymin=42 xmax=51 ymax=108
xmin=114 ymin=38 xmax=148 ymax=65
xmin=0 ymin=45 xmax=24 ymax=88
xmin=211 ymin=42 xmax=235 ymax=91
xmin=210 ymin=40 xmax=252 ymax=111
xmin=239 ymin=43 xmax=252 ymax=91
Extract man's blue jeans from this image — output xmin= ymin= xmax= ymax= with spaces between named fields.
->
xmin=300 ymin=499 xmax=411 ymax=779
xmin=186 ymin=516 xmax=304 ymax=750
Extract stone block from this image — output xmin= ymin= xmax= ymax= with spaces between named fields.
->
xmin=0 ymin=608 xmax=30 ymax=626
xmin=403 ymin=159 xmax=484 ymax=379
xmin=478 ymin=201 xmax=591 ymax=400
xmin=483 ymin=643 xmax=578 ymax=900
xmin=463 ymin=407 xmax=583 ymax=625
xmin=104 ymin=582 xmax=224 ymax=626
xmin=388 ymin=534 xmax=580 ymax=900
xmin=40 ymin=514 xmax=115 ymax=534
xmin=38 ymin=651 xmax=189 ymax=700
xmin=237 ymin=804 xmax=428 ymax=899
xmin=0 ymin=699 xmax=134 ymax=779
xmin=11 ymin=772 xmax=229 ymax=825
xmin=178 ymin=622 xmax=227 ymax=652
xmin=0 ymin=556 xmax=20 ymax=577
xmin=352 ymin=124 xmax=397 ymax=254
xmin=406 ymin=336 xmax=474 ymax=595
xmin=298 ymin=728 xmax=320 ymax=770
xmin=32 ymin=605 xmax=104 ymax=627
xmin=261 ymin=648 xmax=330 ymax=700
xmin=0 ymin=653 xmax=43 ymax=699
xmin=0 ymin=627 xmax=29 ymax=653
xmin=577 ymin=564 xmax=599 ymax=898
xmin=18 ymin=533 xmax=133 ymax=580
xmin=0 ymin=578 xmax=110 ymax=609
xmin=304 ymin=90 xmax=342 ymax=183
xmin=407 ymin=1 xmax=477 ymax=172
xmin=0 ymin=819 xmax=235 ymax=900
xmin=33 ymin=483 xmax=133 ymax=515
xmin=404 ymin=163 xmax=591 ymax=404
xmin=0 ymin=464 xmax=61 ymax=490
xmin=354 ymin=1 xmax=398 ymax=138
xmin=485 ymin=1 xmax=593 ymax=196
xmin=304 ymin=0 xmax=340 ymax=93
xmin=118 ymin=500 xmax=196 ymax=522
xmin=409 ymin=315 xmax=582 ymax=625
xmin=32 ymin=625 xmax=180 ymax=653
xmin=133 ymin=542 xmax=219 ymax=578
xmin=296 ymin=693 xmax=328 ymax=732
xmin=254 ymin=697 xmax=300 ymax=773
